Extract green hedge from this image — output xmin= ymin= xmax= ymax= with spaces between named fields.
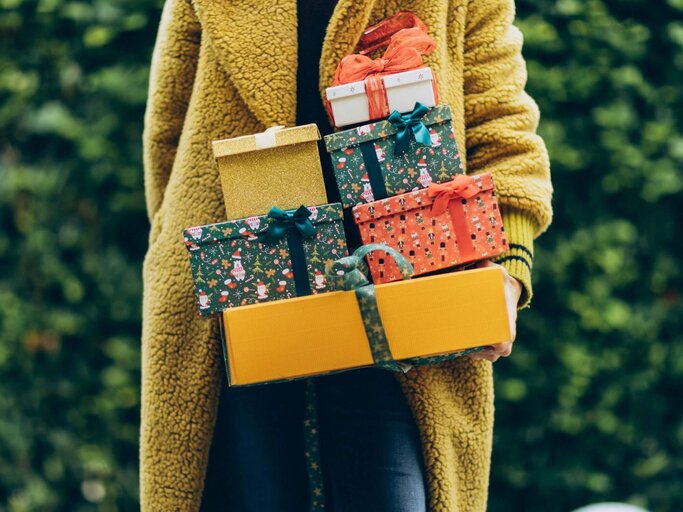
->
xmin=491 ymin=1 xmax=683 ymax=511
xmin=0 ymin=0 xmax=681 ymax=510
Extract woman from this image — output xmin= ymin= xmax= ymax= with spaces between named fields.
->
xmin=141 ymin=0 xmax=553 ymax=510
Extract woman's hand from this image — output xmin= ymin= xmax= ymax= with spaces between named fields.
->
xmin=467 ymin=260 xmax=522 ymax=363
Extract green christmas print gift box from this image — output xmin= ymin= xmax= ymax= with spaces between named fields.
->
xmin=323 ymin=103 xmax=464 ymax=209
xmin=183 ymin=203 xmax=347 ymax=316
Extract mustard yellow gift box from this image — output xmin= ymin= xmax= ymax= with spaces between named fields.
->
xmin=212 ymin=125 xmax=328 ymax=219
xmin=222 ymin=266 xmax=511 ymax=386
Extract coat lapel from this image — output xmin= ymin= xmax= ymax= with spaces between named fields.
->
xmin=193 ymin=0 xmax=377 ymax=128
xmin=192 ymin=0 xmax=299 ymax=127
xmin=319 ymin=0 xmax=378 ymax=102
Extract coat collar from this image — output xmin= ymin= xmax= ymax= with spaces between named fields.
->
xmin=193 ymin=0 xmax=377 ymax=128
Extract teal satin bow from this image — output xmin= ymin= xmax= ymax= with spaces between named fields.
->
xmin=260 ymin=205 xmax=317 ymax=243
xmin=387 ymin=102 xmax=432 ymax=155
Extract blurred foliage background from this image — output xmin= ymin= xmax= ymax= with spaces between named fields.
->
xmin=0 ymin=0 xmax=681 ymax=510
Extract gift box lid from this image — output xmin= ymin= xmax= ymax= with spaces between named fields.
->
xmin=323 ymin=103 xmax=451 ymax=152
xmin=212 ymin=124 xmax=321 ymax=159
xmin=325 ymin=67 xmax=434 ymax=101
xmin=352 ymin=173 xmax=495 ymax=224
xmin=382 ymin=67 xmax=434 ymax=89
xmin=183 ymin=203 xmax=343 ymax=246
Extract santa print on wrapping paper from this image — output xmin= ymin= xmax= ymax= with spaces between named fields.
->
xmin=326 ymin=106 xmax=465 ymax=209
xmin=374 ymin=143 xmax=385 ymax=162
xmin=198 ymin=289 xmax=210 ymax=310
xmin=429 ymin=128 xmax=442 ymax=147
xmin=314 ymin=269 xmax=326 ymax=290
xmin=256 ymin=280 xmax=268 ymax=300
xmin=183 ymin=204 xmax=346 ymax=316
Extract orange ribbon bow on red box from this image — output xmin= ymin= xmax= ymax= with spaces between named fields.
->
xmin=427 ymin=175 xmax=482 ymax=216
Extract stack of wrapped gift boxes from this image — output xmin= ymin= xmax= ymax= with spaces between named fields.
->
xmin=182 ymin=16 xmax=513 ymax=386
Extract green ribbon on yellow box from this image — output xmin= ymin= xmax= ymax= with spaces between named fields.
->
xmin=326 ymin=243 xmax=413 ymax=371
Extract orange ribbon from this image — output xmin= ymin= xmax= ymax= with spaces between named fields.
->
xmin=356 ymin=11 xmax=429 ymax=55
xmin=333 ymin=27 xmax=436 ymax=85
xmin=427 ymin=175 xmax=481 ymax=216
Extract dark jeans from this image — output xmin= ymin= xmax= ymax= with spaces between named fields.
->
xmin=201 ymin=368 xmax=427 ymax=512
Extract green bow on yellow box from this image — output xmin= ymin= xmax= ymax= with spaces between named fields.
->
xmin=326 ymin=243 xmax=413 ymax=371
xmin=326 ymin=243 xmax=485 ymax=371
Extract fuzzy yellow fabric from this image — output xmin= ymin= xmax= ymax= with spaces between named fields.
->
xmin=141 ymin=0 xmax=553 ymax=510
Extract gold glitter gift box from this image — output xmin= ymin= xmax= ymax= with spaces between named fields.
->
xmin=212 ymin=125 xmax=328 ymax=219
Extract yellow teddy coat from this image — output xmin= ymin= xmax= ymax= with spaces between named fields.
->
xmin=141 ymin=0 xmax=553 ymax=510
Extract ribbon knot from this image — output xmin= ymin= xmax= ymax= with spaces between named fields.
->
xmin=260 ymin=205 xmax=316 ymax=244
xmin=334 ymin=27 xmax=436 ymax=85
xmin=326 ymin=244 xmax=414 ymax=372
xmin=327 ymin=254 xmax=371 ymax=291
xmin=325 ymin=243 xmax=484 ymax=370
xmin=387 ymin=102 xmax=432 ymax=155
xmin=327 ymin=243 xmax=414 ymax=292
xmin=427 ymin=175 xmax=481 ymax=216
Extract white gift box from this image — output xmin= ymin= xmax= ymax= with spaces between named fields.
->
xmin=325 ymin=67 xmax=438 ymax=128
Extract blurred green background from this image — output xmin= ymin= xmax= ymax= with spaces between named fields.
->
xmin=0 ymin=0 xmax=681 ymax=510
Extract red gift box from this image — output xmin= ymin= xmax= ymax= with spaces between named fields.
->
xmin=352 ymin=173 xmax=509 ymax=283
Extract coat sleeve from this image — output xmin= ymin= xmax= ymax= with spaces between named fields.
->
xmin=462 ymin=0 xmax=553 ymax=308
xmin=143 ymin=0 xmax=201 ymax=221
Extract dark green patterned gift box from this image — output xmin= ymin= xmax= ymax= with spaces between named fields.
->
xmin=323 ymin=103 xmax=464 ymax=209
xmin=183 ymin=203 xmax=347 ymax=316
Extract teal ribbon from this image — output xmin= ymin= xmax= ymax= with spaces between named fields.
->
xmin=327 ymin=244 xmax=413 ymax=371
xmin=260 ymin=205 xmax=317 ymax=297
xmin=260 ymin=205 xmax=317 ymax=243
xmin=387 ymin=101 xmax=432 ymax=155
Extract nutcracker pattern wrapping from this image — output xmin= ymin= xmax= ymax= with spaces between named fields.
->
xmin=183 ymin=203 xmax=347 ymax=316
xmin=352 ymin=173 xmax=508 ymax=283
xmin=324 ymin=104 xmax=464 ymax=209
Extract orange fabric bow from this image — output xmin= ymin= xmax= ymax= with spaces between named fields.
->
xmin=334 ymin=27 xmax=436 ymax=85
xmin=356 ymin=11 xmax=429 ymax=55
xmin=427 ymin=175 xmax=481 ymax=216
